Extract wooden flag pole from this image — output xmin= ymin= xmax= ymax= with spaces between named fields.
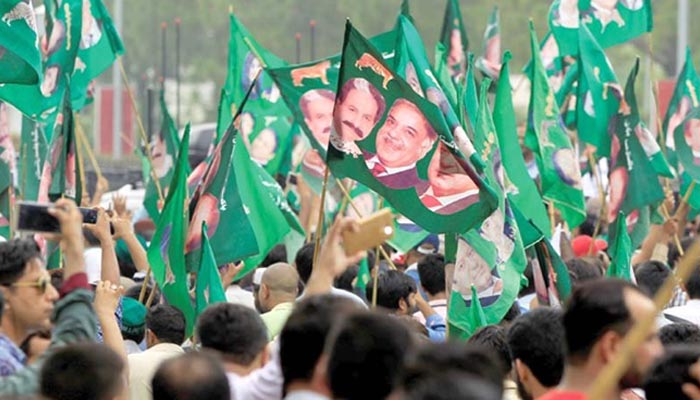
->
xmin=117 ymin=58 xmax=165 ymax=204
xmin=371 ymin=198 xmax=384 ymax=308
xmin=74 ymin=114 xmax=104 ymax=180
xmin=311 ymin=167 xmax=330 ymax=266
xmin=73 ymin=115 xmax=88 ymax=203
xmin=334 ymin=178 xmax=397 ymax=271
xmin=587 ymin=152 xmax=607 ymax=256
xmin=138 ymin=266 xmax=151 ymax=303
xmin=145 ymin=279 xmax=159 ymax=308
xmin=588 ymin=237 xmax=700 ymax=399
xmin=659 ymin=204 xmax=685 ymax=256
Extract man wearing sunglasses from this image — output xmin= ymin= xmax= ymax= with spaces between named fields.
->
xmin=0 ymin=199 xmax=99 ymax=395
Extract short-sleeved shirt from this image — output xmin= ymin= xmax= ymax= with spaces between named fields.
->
xmin=0 ymin=334 xmax=25 ymax=377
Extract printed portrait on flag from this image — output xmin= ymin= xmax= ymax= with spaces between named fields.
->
xmin=150 ymin=132 xmax=174 ymax=179
xmin=676 ymin=115 xmax=700 ymax=174
xmin=331 ymin=77 xmax=386 ymax=157
xmin=551 ymin=0 xmax=578 ymax=28
xmin=419 ymin=142 xmax=479 ymax=215
xmin=249 ymin=127 xmax=278 ymax=166
xmin=453 ymin=235 xmax=505 ymax=307
xmin=80 ymin=0 xmax=102 ymax=49
xmin=667 ymin=96 xmax=692 ymax=150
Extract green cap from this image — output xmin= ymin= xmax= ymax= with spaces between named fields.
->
xmin=121 ymin=297 xmax=147 ymax=337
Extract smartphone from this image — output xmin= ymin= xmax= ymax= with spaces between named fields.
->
xmin=342 ymin=208 xmax=395 ymax=255
xmin=16 ymin=201 xmax=100 ymax=233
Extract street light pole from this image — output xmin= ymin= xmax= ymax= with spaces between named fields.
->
xmin=112 ymin=0 xmax=123 ymax=159
xmin=677 ymin=0 xmax=689 ymax=75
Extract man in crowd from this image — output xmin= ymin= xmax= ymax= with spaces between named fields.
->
xmin=128 ymin=305 xmax=186 ymax=399
xmin=664 ymin=262 xmax=700 ymax=326
xmin=412 ymin=253 xmax=447 ymax=324
xmin=507 ymin=308 xmax=566 ymax=400
xmin=258 ymin=263 xmax=300 ymax=340
xmin=539 ymin=279 xmax=664 ymax=400
xmin=468 ymin=325 xmax=518 ymax=400
xmin=152 ymin=352 xmax=230 ymax=400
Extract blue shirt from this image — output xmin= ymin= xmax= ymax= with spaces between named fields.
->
xmin=0 ymin=334 xmax=26 ymax=377
xmin=425 ymin=313 xmax=446 ymax=342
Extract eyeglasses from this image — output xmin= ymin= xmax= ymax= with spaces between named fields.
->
xmin=5 ymin=275 xmax=52 ymax=294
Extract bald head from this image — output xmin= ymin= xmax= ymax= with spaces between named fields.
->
xmin=260 ymin=263 xmax=299 ymax=311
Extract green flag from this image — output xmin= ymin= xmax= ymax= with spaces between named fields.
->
xmin=0 ymin=102 xmax=14 ymax=238
xmin=493 ymin=52 xmax=550 ymax=241
xmin=70 ymin=0 xmax=125 ymax=110
xmin=525 ymin=22 xmax=585 ymax=228
xmin=185 ymin=122 xmax=259 ymax=272
xmin=475 ymin=6 xmax=501 ymax=80
xmin=448 ymin=80 xmax=527 ymax=339
xmin=143 ymin=91 xmax=181 ymax=220
xmin=147 ymin=125 xmax=195 ymax=334
xmin=608 ymin=59 xmax=665 ymax=223
xmin=549 ymin=0 xmax=653 ymax=57
xmin=0 ymin=0 xmax=42 ymax=84
xmin=217 ymin=12 xmax=293 ymax=177
xmin=37 ymin=86 xmax=82 ymax=203
xmin=576 ymin=23 xmax=622 ymax=157
xmin=195 ymin=221 xmax=227 ymax=317
xmin=354 ymin=257 xmax=371 ymax=292
xmin=433 ymin=43 xmax=459 ymax=113
xmin=533 ymin=228 xmax=572 ymax=304
xmin=663 ymin=47 xmax=700 ymax=170
xmin=459 ymin=53 xmax=479 ymax=133
xmin=607 ymin=212 xmax=633 ymax=281
xmin=0 ymin=0 xmax=82 ymax=125
xmin=19 ymin=114 xmax=46 ymax=201
xmin=327 ymin=21 xmax=497 ymax=234
xmin=438 ymin=0 xmax=469 ymax=83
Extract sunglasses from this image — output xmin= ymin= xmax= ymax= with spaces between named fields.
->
xmin=5 ymin=275 xmax=52 ymax=294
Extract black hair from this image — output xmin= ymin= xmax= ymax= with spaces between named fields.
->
xmin=279 ymin=295 xmax=361 ymax=390
xmin=0 ymin=239 xmax=42 ymax=286
xmin=659 ymin=323 xmax=700 ymax=347
xmin=326 ymin=311 xmax=413 ymax=400
xmin=403 ymin=371 xmax=501 ymax=400
xmin=669 ymin=237 xmax=694 ymax=269
xmin=686 ymin=261 xmax=700 ymax=299
xmin=334 ymin=264 xmax=358 ymax=293
xmin=468 ymin=325 xmax=512 ymax=378
xmin=197 ymin=303 xmax=268 ymax=366
xmin=508 ymin=308 xmax=565 ymax=388
xmin=566 ymin=258 xmax=603 ymax=288
xmin=82 ymin=228 xmax=101 ymax=247
xmin=417 ymin=254 xmax=445 ymax=296
xmin=152 ymin=351 xmax=230 ymax=400
xmin=563 ymin=279 xmax=642 ymax=364
xmin=635 ymin=261 xmax=670 ymax=297
xmin=644 ymin=345 xmax=700 ymax=400
xmin=365 ymin=270 xmax=417 ymax=311
xmin=40 ymin=343 xmax=125 ymax=400
xmin=402 ymin=341 xmax=504 ymax=392
xmin=294 ymin=243 xmax=315 ymax=284
xmin=125 ymin=284 xmax=161 ymax=306
xmin=261 ymin=244 xmax=287 ymax=268
xmin=146 ymin=305 xmax=186 ymax=345
xmin=501 ymin=301 xmax=522 ymax=326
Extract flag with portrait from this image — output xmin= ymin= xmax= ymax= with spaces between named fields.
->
xmin=0 ymin=0 xmax=42 ymax=85
xmin=438 ymin=0 xmax=469 ymax=83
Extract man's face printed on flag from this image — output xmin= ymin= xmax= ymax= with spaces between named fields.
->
xmin=300 ymin=89 xmax=335 ymax=148
xmin=426 ymin=142 xmax=477 ymax=197
xmin=684 ymin=118 xmax=700 ymax=157
xmin=375 ymin=99 xmax=436 ymax=168
xmin=335 ymin=78 xmax=384 ymax=142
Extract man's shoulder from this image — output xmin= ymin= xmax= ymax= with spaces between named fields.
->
xmin=537 ymin=390 xmax=587 ymax=400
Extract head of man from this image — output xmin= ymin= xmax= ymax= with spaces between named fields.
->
xmin=644 ymin=345 xmax=700 ymax=400
xmin=40 ymin=65 xmax=60 ymax=97
xmin=375 ymin=99 xmax=437 ymax=169
xmin=197 ymin=303 xmax=269 ymax=375
xmin=607 ymin=166 xmax=629 ymax=223
xmin=145 ymin=304 xmax=186 ymax=349
xmin=300 ymin=89 xmax=335 ymax=146
xmin=335 ymin=78 xmax=385 ymax=142
xmin=563 ymin=279 xmax=663 ymax=391
xmin=405 ymin=62 xmax=424 ymax=97
xmin=366 ymin=270 xmax=418 ymax=315
xmin=279 ymin=295 xmax=362 ymax=395
xmin=325 ymin=311 xmax=414 ymax=399
xmin=152 ymin=351 xmax=230 ymax=400
xmin=684 ymin=260 xmax=700 ymax=300
xmin=40 ymin=343 xmax=127 ymax=400
xmin=635 ymin=261 xmax=670 ymax=298
xmin=508 ymin=308 xmax=566 ymax=400
xmin=659 ymin=323 xmax=700 ymax=347
xmin=467 ymin=325 xmax=512 ymax=380
xmin=0 ymin=239 xmax=58 ymax=343
xmin=294 ymin=243 xmax=315 ymax=285
xmin=426 ymin=142 xmax=477 ymax=197
xmin=150 ymin=133 xmax=173 ymax=179
xmin=417 ymin=254 xmax=446 ymax=300
xmin=250 ymin=128 xmax=278 ymax=165
xmin=258 ymin=263 xmax=299 ymax=313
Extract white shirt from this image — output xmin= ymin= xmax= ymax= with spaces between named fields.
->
xmin=365 ymin=155 xmax=414 ymax=177
xmin=285 ymin=390 xmax=330 ymax=400
xmin=413 ymin=299 xmax=448 ymax=325
xmin=128 ymin=343 xmax=184 ymax=400
xmin=297 ymin=287 xmax=368 ymax=309
xmin=664 ymin=299 xmax=700 ymax=326
xmin=226 ymin=285 xmax=256 ymax=309
xmin=226 ymin=341 xmax=283 ymax=400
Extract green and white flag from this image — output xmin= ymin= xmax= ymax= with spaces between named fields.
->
xmin=576 ymin=23 xmax=623 ymax=157
xmin=493 ymin=52 xmax=550 ymax=241
xmin=147 ymin=125 xmax=195 ymax=334
xmin=608 ymin=59 xmax=665 ymax=224
xmin=195 ymin=221 xmax=227 ymax=317
xmin=0 ymin=102 xmax=14 ymax=238
xmin=327 ymin=21 xmax=497 ymax=234
xmin=532 ymin=230 xmax=572 ymax=304
xmin=143 ymin=91 xmax=181 ymax=220
xmin=438 ymin=0 xmax=469 ymax=83
xmin=606 ymin=211 xmax=633 ymax=282
xmin=525 ymin=22 xmax=585 ymax=228
xmin=0 ymin=0 xmax=42 ymax=84
xmin=475 ymin=6 xmax=501 ymax=81
xmin=19 ymin=113 xmax=46 ymax=201
xmin=217 ymin=12 xmax=293 ymax=177
xmin=70 ymin=0 xmax=124 ymax=110
xmin=448 ymin=80 xmax=527 ymax=339
xmin=663 ymin=47 xmax=700 ymax=170
xmin=37 ymin=87 xmax=82 ymax=203
xmin=549 ymin=0 xmax=653 ymax=57
xmin=433 ymin=42 xmax=459 ymax=113
xmin=0 ymin=0 xmax=82 ymax=125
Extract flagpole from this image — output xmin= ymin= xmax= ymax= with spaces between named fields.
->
xmin=311 ymin=167 xmax=330 ymax=266
xmin=334 ymin=178 xmax=398 ymax=270
xmin=117 ymin=58 xmax=165 ymax=204
xmin=309 ymin=20 xmax=316 ymax=61
xmin=73 ymin=114 xmax=88 ymax=204
xmin=588 ymin=237 xmax=700 ymax=399
xmin=295 ymin=33 xmax=301 ymax=64
xmin=161 ymin=22 xmax=167 ymax=84
xmin=659 ymin=204 xmax=685 ymax=257
xmin=371 ymin=198 xmax=384 ymax=308
xmin=75 ymin=114 xmax=104 ymax=180
xmin=175 ymin=17 xmax=181 ymax=129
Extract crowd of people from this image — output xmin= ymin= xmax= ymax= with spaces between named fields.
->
xmin=0 ymin=190 xmax=696 ymax=400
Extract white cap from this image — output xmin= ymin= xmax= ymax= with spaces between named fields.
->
xmin=84 ymin=247 xmax=103 ymax=285
xmin=253 ymin=268 xmax=267 ymax=286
